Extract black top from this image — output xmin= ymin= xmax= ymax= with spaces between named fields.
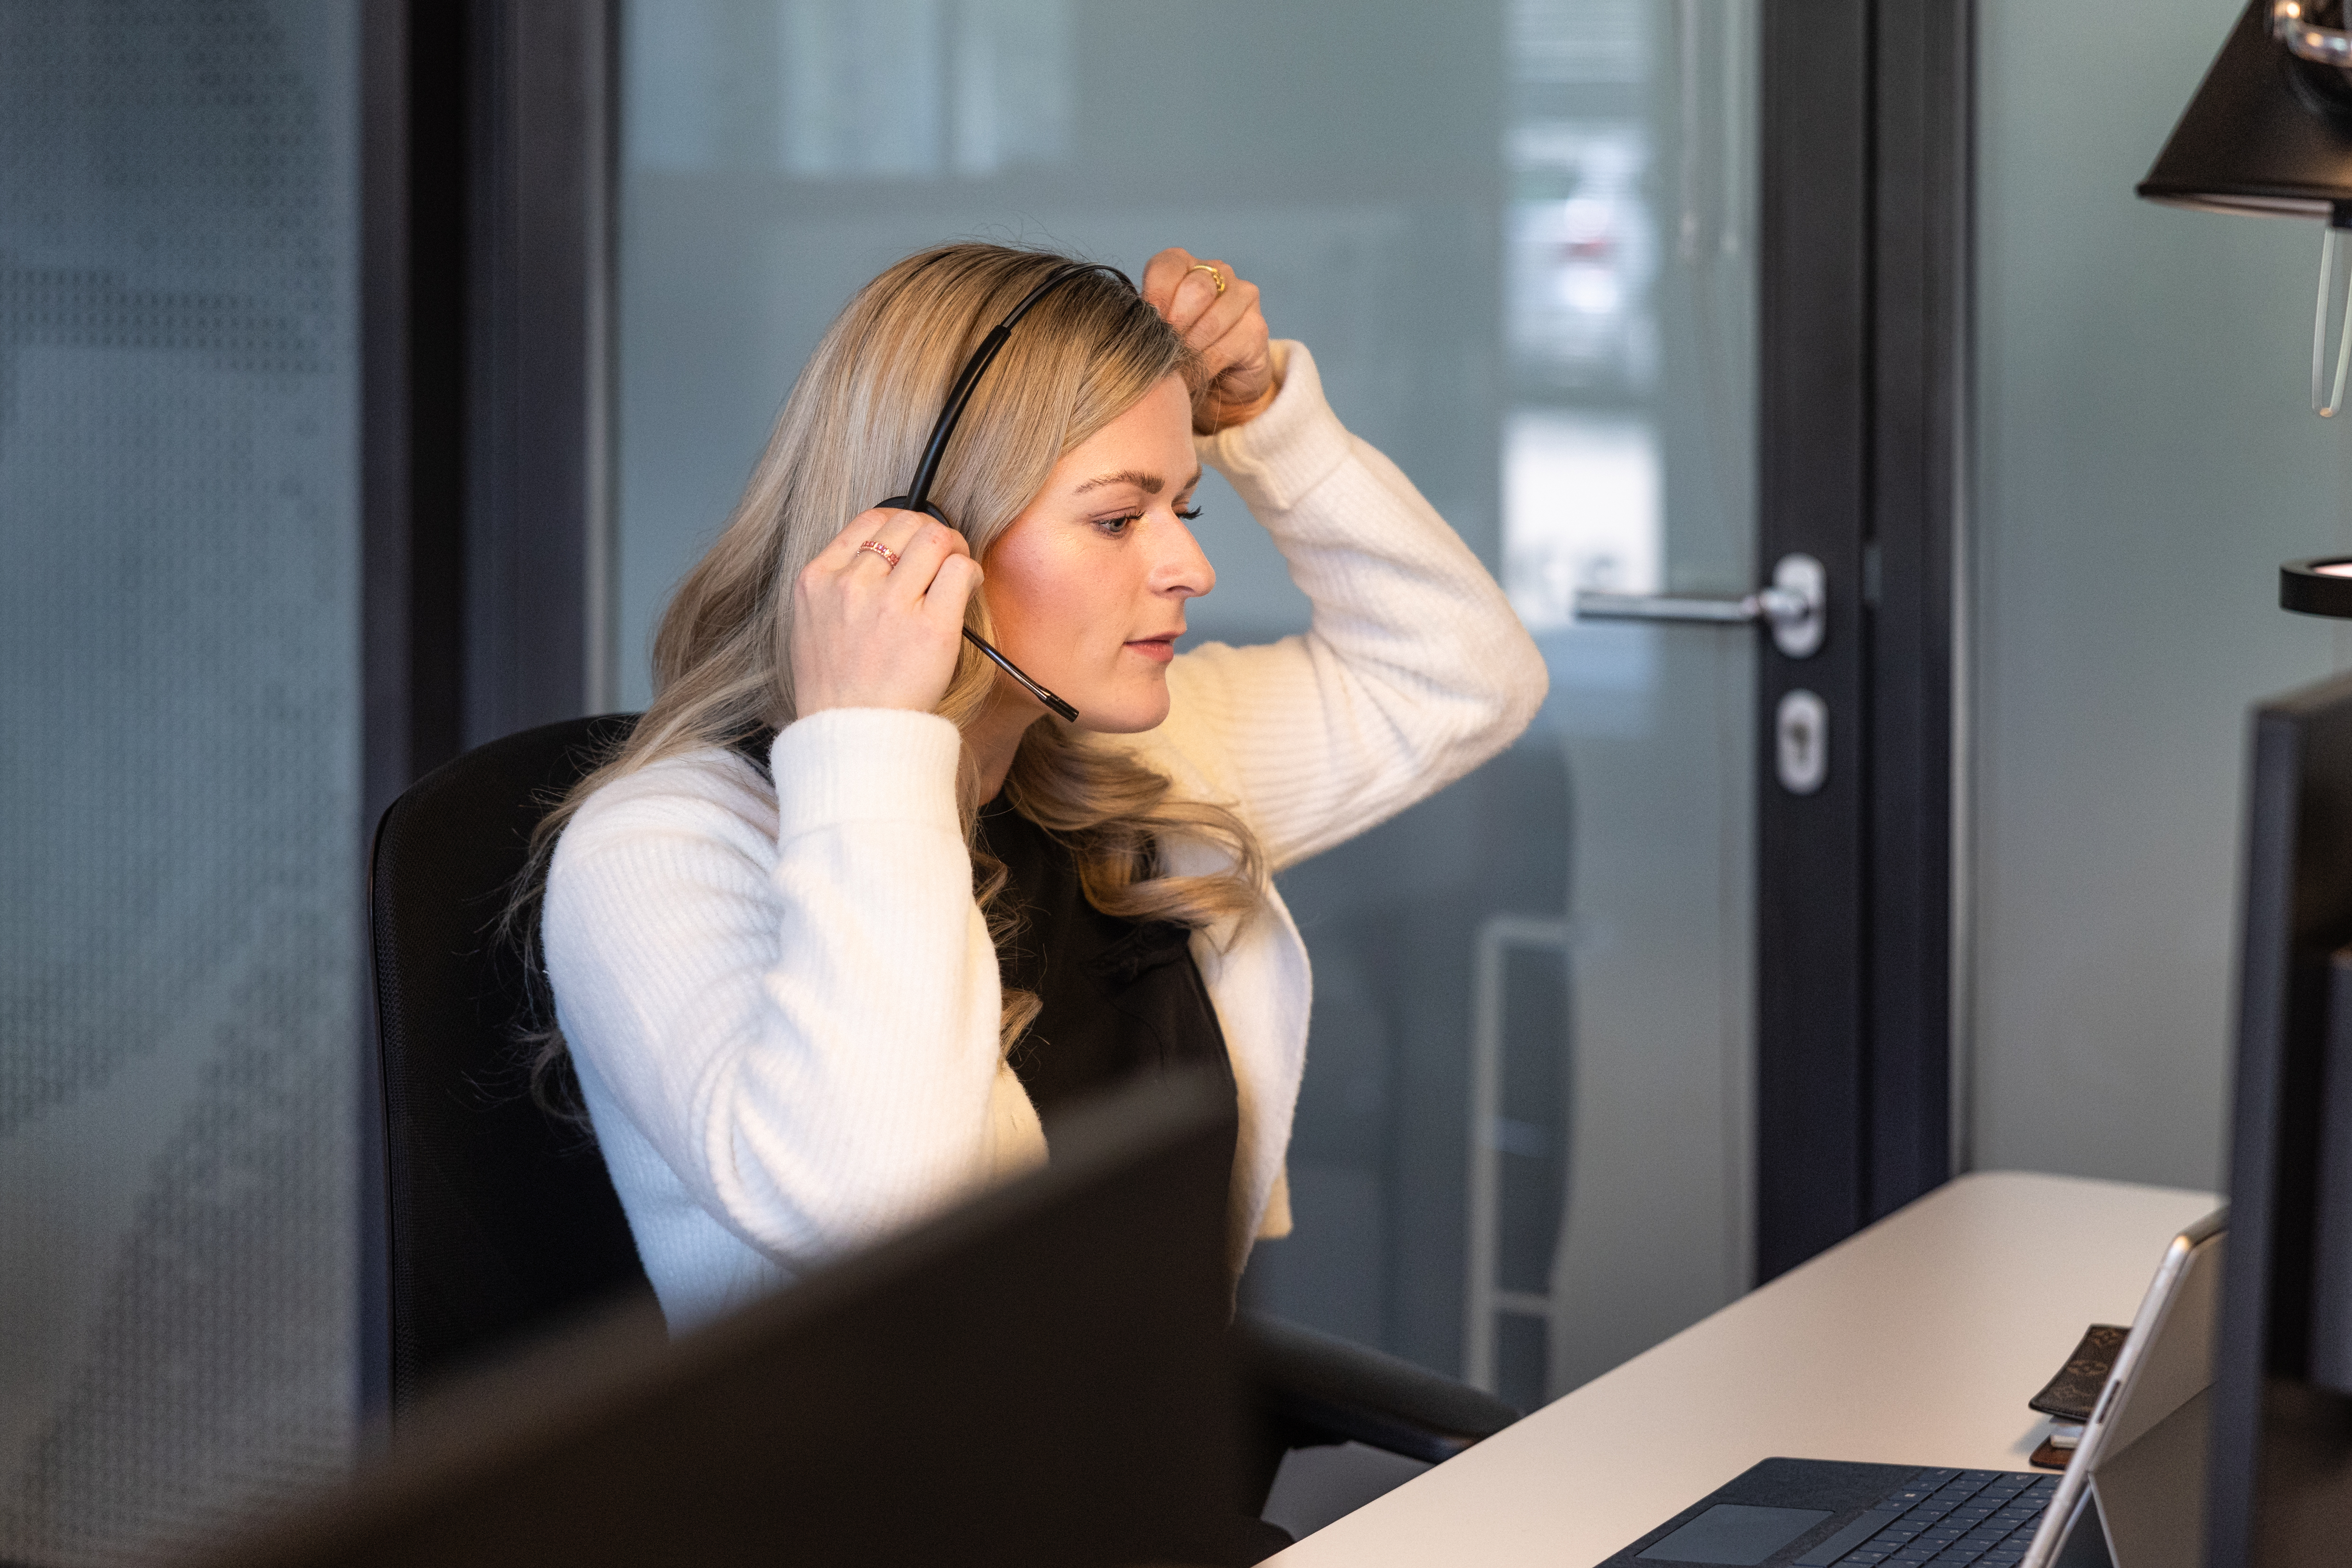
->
xmin=730 ymin=733 xmax=1237 ymax=1235
xmin=974 ymin=793 xmax=1238 ymax=1136
xmin=974 ymin=793 xmax=1238 ymax=1252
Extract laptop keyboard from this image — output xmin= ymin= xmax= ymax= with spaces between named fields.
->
xmin=1789 ymin=1468 xmax=2062 ymax=1568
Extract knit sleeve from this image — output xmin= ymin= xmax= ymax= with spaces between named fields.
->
xmin=541 ymin=708 xmax=1019 ymax=1267
xmin=1143 ymin=342 xmax=1549 ymax=871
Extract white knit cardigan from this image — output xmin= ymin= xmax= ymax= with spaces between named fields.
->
xmin=544 ymin=343 xmax=1549 ymax=1332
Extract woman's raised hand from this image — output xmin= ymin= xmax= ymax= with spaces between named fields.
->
xmin=789 ymin=508 xmax=983 ymax=716
xmin=1142 ymin=247 xmax=1278 ymax=434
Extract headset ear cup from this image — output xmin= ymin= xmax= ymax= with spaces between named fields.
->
xmin=875 ymin=496 xmax=954 ymax=529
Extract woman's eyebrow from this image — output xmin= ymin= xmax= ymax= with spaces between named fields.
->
xmin=1073 ymin=468 xmax=1163 ymax=495
xmin=1072 ymin=467 xmax=1203 ymax=497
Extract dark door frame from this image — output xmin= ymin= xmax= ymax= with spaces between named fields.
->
xmin=1755 ymin=0 xmax=1970 ymax=1281
xmin=362 ymin=0 xmax=614 ymax=835
xmin=359 ymin=0 xmax=615 ymax=1419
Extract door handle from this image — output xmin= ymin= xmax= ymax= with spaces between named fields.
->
xmin=1572 ymin=552 xmax=1826 ymax=659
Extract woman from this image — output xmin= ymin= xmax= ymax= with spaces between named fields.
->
xmin=530 ymin=242 xmax=1547 ymax=1336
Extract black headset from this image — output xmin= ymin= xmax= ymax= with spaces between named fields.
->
xmin=876 ymin=260 xmax=1135 ymax=723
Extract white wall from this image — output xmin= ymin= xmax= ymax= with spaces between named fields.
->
xmin=1971 ymin=0 xmax=2352 ymax=1191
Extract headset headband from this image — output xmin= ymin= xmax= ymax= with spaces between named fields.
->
xmin=896 ymin=261 xmax=1136 ymax=518
xmin=878 ymin=259 xmax=1135 ymax=723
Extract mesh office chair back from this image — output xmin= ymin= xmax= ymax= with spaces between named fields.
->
xmin=367 ymin=713 xmax=654 ymax=1410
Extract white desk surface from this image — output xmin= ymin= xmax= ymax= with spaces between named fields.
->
xmin=1267 ymin=1170 xmax=2220 ymax=1566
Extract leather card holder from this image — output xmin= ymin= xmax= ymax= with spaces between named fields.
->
xmin=2028 ymin=1323 xmax=2128 ymax=1421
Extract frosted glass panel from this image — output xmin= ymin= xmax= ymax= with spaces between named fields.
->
xmin=1971 ymin=1 xmax=2352 ymax=1191
xmin=618 ymin=0 xmax=1754 ymax=1409
xmin=0 ymin=5 xmax=360 ymax=1561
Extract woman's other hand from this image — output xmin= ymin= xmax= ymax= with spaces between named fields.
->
xmin=789 ymin=509 xmax=983 ymax=715
xmin=1142 ymin=247 xmax=1279 ymax=434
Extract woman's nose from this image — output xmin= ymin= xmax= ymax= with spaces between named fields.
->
xmin=1154 ymin=513 xmax=1216 ymax=599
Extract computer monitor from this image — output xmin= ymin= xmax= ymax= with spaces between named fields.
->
xmin=204 ymin=1072 xmax=1258 ymax=1568
xmin=2208 ymin=670 xmax=2352 ymax=1566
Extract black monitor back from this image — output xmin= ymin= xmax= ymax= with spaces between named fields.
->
xmin=2208 ymin=670 xmax=2352 ymax=1567
xmin=207 ymin=1074 xmax=1255 ymax=1568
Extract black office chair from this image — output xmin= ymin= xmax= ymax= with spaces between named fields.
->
xmin=364 ymin=714 xmax=1518 ymax=1474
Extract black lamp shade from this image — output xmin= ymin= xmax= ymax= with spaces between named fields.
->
xmin=2140 ymin=0 xmax=2352 ymax=218
xmin=2282 ymin=557 xmax=2352 ymax=614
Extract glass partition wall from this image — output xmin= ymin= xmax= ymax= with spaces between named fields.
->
xmin=0 ymin=5 xmax=361 ymax=1562
xmin=617 ymin=0 xmax=1756 ymax=1409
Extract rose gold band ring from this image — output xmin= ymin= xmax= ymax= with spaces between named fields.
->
xmin=856 ymin=539 xmax=900 ymax=568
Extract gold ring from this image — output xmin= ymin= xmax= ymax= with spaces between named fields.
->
xmin=1187 ymin=263 xmax=1226 ymax=296
xmin=856 ymin=539 xmax=900 ymax=568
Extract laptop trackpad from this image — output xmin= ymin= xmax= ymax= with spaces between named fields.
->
xmin=1636 ymin=1504 xmax=1833 ymax=1565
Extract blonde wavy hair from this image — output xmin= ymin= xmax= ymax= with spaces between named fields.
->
xmin=507 ymin=243 xmax=1267 ymax=1105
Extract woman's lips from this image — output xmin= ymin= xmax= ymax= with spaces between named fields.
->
xmin=1125 ymin=636 xmax=1178 ymax=664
